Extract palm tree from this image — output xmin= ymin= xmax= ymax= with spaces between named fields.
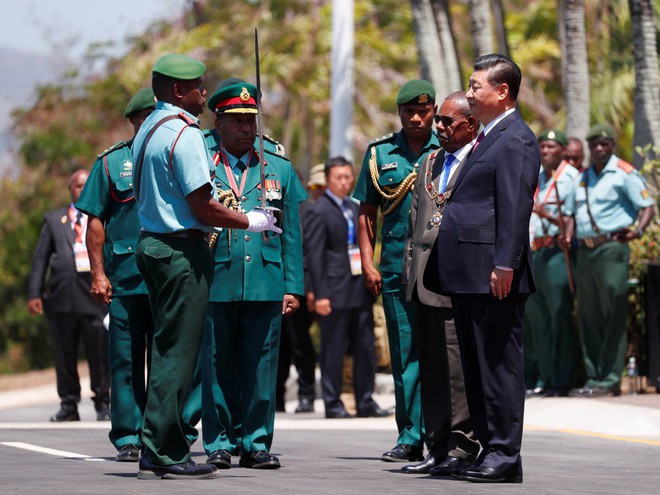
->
xmin=628 ymin=0 xmax=660 ymax=169
xmin=558 ymin=0 xmax=590 ymax=141
xmin=409 ymin=0 xmax=449 ymax=97
xmin=431 ymin=0 xmax=463 ymax=93
xmin=468 ymin=0 xmax=494 ymax=56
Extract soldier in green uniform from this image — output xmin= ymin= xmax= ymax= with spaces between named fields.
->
xmin=201 ymin=78 xmax=306 ymax=470
xmin=354 ymin=80 xmax=440 ymax=462
xmin=523 ymin=129 xmax=579 ymax=397
xmin=77 ymin=88 xmax=156 ymax=462
xmin=569 ymin=123 xmax=655 ymax=397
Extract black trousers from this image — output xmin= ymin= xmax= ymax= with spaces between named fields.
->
xmin=416 ymin=304 xmax=480 ymax=459
xmin=319 ymin=303 xmax=378 ymax=415
xmin=451 ymin=293 xmax=527 ymax=470
xmin=46 ymin=310 xmax=110 ymax=411
xmin=277 ymin=303 xmax=317 ymax=404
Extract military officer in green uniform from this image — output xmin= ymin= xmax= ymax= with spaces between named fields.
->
xmin=354 ymin=80 xmax=440 ymax=462
xmin=523 ymin=129 xmax=579 ymax=397
xmin=132 ymin=55 xmax=279 ymax=480
xmin=569 ymin=123 xmax=655 ymax=397
xmin=201 ymin=78 xmax=306 ymax=470
xmin=77 ymin=88 xmax=156 ymax=462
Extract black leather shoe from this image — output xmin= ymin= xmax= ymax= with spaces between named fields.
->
xmin=49 ymin=408 xmax=80 ymax=422
xmin=137 ymin=456 xmax=218 ymax=479
xmin=206 ymin=449 xmax=231 ymax=469
xmin=239 ymin=451 xmax=281 ymax=469
xmin=429 ymin=456 xmax=473 ymax=476
xmin=325 ymin=409 xmax=353 ymax=419
xmin=401 ymin=451 xmax=444 ymax=474
xmin=115 ymin=444 xmax=140 ymax=462
xmin=381 ymin=444 xmax=424 ymax=462
xmin=453 ymin=463 xmax=522 ymax=483
xmin=525 ymin=387 xmax=545 ymax=397
xmin=295 ymin=398 xmax=314 ymax=413
xmin=96 ymin=407 xmax=110 ymax=421
xmin=357 ymin=406 xmax=393 ymax=418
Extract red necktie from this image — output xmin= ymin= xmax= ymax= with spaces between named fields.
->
xmin=473 ymin=131 xmax=485 ymax=150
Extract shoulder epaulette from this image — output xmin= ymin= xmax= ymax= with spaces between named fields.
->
xmin=264 ymin=146 xmax=291 ymax=162
xmin=177 ymin=112 xmax=198 ymax=127
xmin=263 ymin=134 xmax=288 ymax=157
xmin=368 ymin=132 xmax=396 ymax=146
xmin=617 ymin=159 xmax=635 ymax=174
xmin=97 ymin=140 xmax=129 ymax=159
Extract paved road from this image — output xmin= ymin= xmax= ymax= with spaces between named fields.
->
xmin=1 ymin=387 xmax=660 ymax=495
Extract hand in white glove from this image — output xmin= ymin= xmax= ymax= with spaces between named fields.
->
xmin=246 ymin=208 xmax=282 ymax=234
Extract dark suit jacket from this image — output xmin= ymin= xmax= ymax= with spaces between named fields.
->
xmin=403 ymin=149 xmax=452 ymax=308
xmin=436 ymin=112 xmax=539 ymax=294
xmin=28 ymin=206 xmax=105 ymax=315
xmin=305 ymin=193 xmax=373 ymax=309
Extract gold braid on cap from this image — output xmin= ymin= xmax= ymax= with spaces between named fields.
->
xmin=208 ymin=189 xmax=242 ymax=248
xmin=368 ymin=146 xmax=417 ymax=216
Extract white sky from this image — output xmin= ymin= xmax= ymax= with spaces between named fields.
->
xmin=1 ymin=0 xmax=189 ymax=56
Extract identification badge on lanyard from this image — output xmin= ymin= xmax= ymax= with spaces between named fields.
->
xmin=348 ymin=246 xmax=362 ymax=276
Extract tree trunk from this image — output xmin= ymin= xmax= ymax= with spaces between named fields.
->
xmin=430 ymin=0 xmax=463 ymax=94
xmin=629 ymin=0 xmax=660 ymax=169
xmin=491 ymin=0 xmax=510 ymax=57
xmin=468 ymin=0 xmax=494 ymax=56
xmin=559 ymin=0 xmax=590 ymax=143
xmin=410 ymin=0 xmax=450 ymax=97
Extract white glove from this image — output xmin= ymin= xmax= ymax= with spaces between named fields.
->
xmin=246 ymin=208 xmax=282 ymax=234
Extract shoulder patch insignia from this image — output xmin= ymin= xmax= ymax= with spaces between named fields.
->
xmin=263 ymin=134 xmax=288 ymax=157
xmin=97 ymin=140 xmax=128 ymax=159
xmin=617 ymin=160 xmax=635 ymax=174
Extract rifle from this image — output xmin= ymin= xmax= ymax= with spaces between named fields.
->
xmin=552 ymin=171 xmax=575 ymax=294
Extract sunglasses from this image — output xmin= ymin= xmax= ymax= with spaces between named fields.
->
xmin=434 ymin=114 xmax=468 ymax=127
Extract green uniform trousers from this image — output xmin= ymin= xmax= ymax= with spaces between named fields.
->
xmin=107 ymin=295 xmax=153 ymax=450
xmin=135 ymin=234 xmax=213 ymax=465
xmin=381 ymin=272 xmax=423 ymax=448
xmin=202 ymin=301 xmax=282 ymax=454
xmin=575 ymin=242 xmax=630 ymax=391
xmin=523 ymin=246 xmax=576 ymax=390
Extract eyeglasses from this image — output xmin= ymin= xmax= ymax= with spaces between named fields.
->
xmin=434 ymin=114 xmax=468 ymax=127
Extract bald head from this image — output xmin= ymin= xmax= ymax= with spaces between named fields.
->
xmin=68 ymin=169 xmax=88 ymax=203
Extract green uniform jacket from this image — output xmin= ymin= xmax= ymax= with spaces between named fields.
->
xmin=207 ymin=145 xmax=307 ymax=302
xmin=353 ymin=130 xmax=440 ymax=274
xmin=76 ymin=140 xmax=146 ymax=296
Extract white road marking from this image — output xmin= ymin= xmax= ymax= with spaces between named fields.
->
xmin=1 ymin=441 xmax=106 ymax=461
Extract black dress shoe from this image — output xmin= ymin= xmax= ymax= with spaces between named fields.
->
xmin=295 ymin=398 xmax=314 ymax=413
xmin=357 ymin=406 xmax=393 ymax=418
xmin=325 ymin=409 xmax=353 ymax=419
xmin=137 ymin=456 xmax=218 ymax=479
xmin=49 ymin=408 xmax=80 ymax=422
xmin=401 ymin=451 xmax=444 ymax=474
xmin=429 ymin=456 xmax=473 ymax=476
xmin=569 ymin=386 xmax=616 ymax=398
xmin=96 ymin=407 xmax=110 ymax=421
xmin=453 ymin=463 xmax=522 ymax=483
xmin=239 ymin=451 xmax=281 ymax=469
xmin=115 ymin=444 xmax=140 ymax=462
xmin=381 ymin=444 xmax=424 ymax=462
xmin=206 ymin=449 xmax=232 ymax=469
xmin=525 ymin=387 xmax=545 ymax=397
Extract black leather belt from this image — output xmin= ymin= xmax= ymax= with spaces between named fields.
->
xmin=578 ymin=234 xmax=612 ymax=249
xmin=148 ymin=230 xmax=207 ymax=240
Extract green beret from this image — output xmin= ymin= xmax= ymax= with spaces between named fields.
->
xmin=152 ymin=54 xmax=206 ymax=80
xmin=208 ymin=78 xmax=258 ymax=114
xmin=538 ymin=129 xmax=567 ymax=146
xmin=124 ymin=88 xmax=156 ymax=118
xmin=586 ymin=123 xmax=616 ymax=141
xmin=397 ymin=79 xmax=436 ymax=105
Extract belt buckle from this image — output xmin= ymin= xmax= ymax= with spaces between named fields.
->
xmin=584 ymin=237 xmax=595 ymax=249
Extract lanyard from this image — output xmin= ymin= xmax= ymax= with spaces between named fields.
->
xmin=221 ymin=148 xmax=253 ymax=199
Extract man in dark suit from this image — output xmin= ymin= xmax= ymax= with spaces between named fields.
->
xmin=435 ymin=54 xmax=540 ymax=483
xmin=27 ymin=169 xmax=110 ymax=422
xmin=306 ymin=157 xmax=389 ymax=419
xmin=402 ymin=91 xmax=481 ymax=475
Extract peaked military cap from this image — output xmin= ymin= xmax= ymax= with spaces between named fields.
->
xmin=152 ymin=54 xmax=206 ymax=80
xmin=397 ymin=79 xmax=436 ymax=105
xmin=538 ymin=129 xmax=567 ymax=146
xmin=208 ymin=78 xmax=258 ymax=114
xmin=586 ymin=123 xmax=616 ymax=141
xmin=124 ymin=88 xmax=157 ymax=118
